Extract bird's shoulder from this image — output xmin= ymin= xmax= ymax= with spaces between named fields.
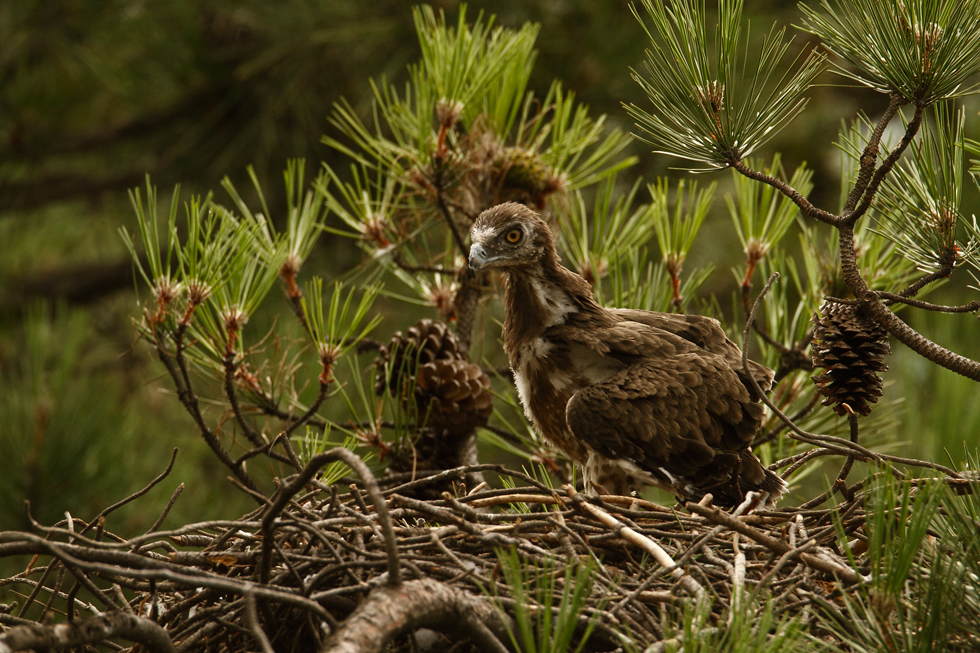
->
xmin=546 ymin=308 xmax=704 ymax=361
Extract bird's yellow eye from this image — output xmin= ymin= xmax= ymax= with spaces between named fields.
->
xmin=505 ymin=228 xmax=522 ymax=243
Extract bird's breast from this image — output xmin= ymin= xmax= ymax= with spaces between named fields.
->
xmin=509 ymin=337 xmax=623 ymax=465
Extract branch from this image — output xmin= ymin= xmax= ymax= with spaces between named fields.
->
xmin=392 ymin=254 xmax=457 ymax=276
xmin=0 ymin=612 xmax=176 ymax=653
xmin=223 ymin=352 xmax=268 ymax=450
xmin=279 ymin=381 xmax=331 ymax=465
xmin=894 ymin=260 xmax=955 ymax=298
xmin=434 ymin=186 xmax=469 ymax=257
xmin=845 ymin=103 xmax=924 ymax=226
xmin=260 ymin=449 xmax=400 ymax=586
xmin=320 ymin=577 xmax=510 ymax=653
xmin=730 ymin=160 xmax=838 ymax=226
xmin=843 ymin=92 xmax=905 ymax=213
xmin=685 ymin=502 xmax=864 ymax=585
xmin=878 ymin=292 xmax=980 ymax=314
xmin=833 ymin=413 xmax=860 ymax=500
xmin=847 ymin=257 xmax=980 ymax=381
xmin=156 ymin=331 xmax=261 ymax=494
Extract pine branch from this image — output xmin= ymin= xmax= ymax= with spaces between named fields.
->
xmin=844 ymin=104 xmax=925 ymax=226
xmin=843 ymin=91 xmax=906 ymax=213
xmin=730 ymin=160 xmax=838 ymax=227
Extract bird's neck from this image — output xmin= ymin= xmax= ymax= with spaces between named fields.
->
xmin=501 ymin=255 xmax=598 ymax=355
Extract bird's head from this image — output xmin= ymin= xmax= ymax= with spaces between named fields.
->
xmin=468 ymin=202 xmax=556 ymax=273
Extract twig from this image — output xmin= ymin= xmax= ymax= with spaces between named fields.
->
xmin=748 ymin=539 xmax=817 ymax=603
xmin=278 ymin=381 xmax=334 ymax=470
xmin=320 ymin=578 xmax=510 ymax=653
xmin=133 ymin=483 xmax=185 ymax=554
xmin=566 ymin=486 xmax=705 ymax=600
xmin=894 ymin=262 xmax=954 ymax=299
xmin=731 ymin=160 xmax=837 ymax=226
xmin=843 ymin=92 xmax=905 ymax=214
xmin=845 ymin=103 xmax=924 ymax=226
xmin=0 ymin=612 xmax=177 ymax=653
xmin=834 ymin=413 xmax=860 ymax=499
xmin=878 ymin=292 xmax=980 ymax=314
xmin=223 ymin=352 xmax=267 ymax=450
xmin=391 ymin=254 xmax=457 ymax=276
xmin=685 ymin=502 xmax=863 ymax=585
xmin=75 ymin=449 xmax=178 ymax=540
xmin=728 ymin=534 xmax=745 ymax=625
xmin=243 ymin=587 xmax=274 ymax=653
xmin=261 ymin=449 xmax=400 ymax=586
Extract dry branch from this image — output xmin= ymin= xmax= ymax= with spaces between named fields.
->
xmin=0 ymin=453 xmax=968 ymax=653
xmin=320 ymin=578 xmax=510 ymax=653
xmin=0 ymin=612 xmax=175 ymax=653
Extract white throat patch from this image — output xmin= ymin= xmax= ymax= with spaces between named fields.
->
xmin=530 ymin=277 xmax=576 ymax=327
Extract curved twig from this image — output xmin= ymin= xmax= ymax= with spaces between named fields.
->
xmin=843 ymin=92 xmax=905 ymax=214
xmin=243 ymin=587 xmax=275 ymax=653
xmin=0 ymin=612 xmax=176 ymax=653
xmin=319 ymin=577 xmax=510 ymax=653
xmin=845 ymin=103 xmax=924 ymax=225
xmin=223 ymin=352 xmax=266 ymax=450
xmin=566 ymin=485 xmax=705 ymax=600
xmin=730 ymin=160 xmax=838 ymax=226
xmin=878 ymin=292 xmax=980 ymax=314
xmin=260 ymin=449 xmax=400 ymax=586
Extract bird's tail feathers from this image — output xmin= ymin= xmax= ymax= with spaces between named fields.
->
xmin=738 ymin=450 xmax=787 ymax=507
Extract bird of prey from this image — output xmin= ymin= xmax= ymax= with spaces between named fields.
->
xmin=468 ymin=202 xmax=786 ymax=506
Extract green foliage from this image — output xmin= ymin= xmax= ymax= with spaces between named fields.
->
xmin=728 ymin=154 xmax=813 ymax=264
xmin=627 ymin=0 xmax=824 ymax=168
xmin=320 ymin=3 xmax=635 ymax=291
xmin=0 ymin=304 xmax=138 ymax=531
xmin=555 ymin=175 xmax=655 ymax=287
xmin=301 ymin=278 xmax=382 ymax=364
xmin=660 ymin=597 xmax=813 ymax=652
xmin=800 ymin=0 xmax=980 ymax=104
xmin=873 ymin=104 xmax=979 ymax=273
xmin=650 ymin=177 xmax=716 ymax=276
xmin=821 ymin=474 xmax=980 ymax=652
xmin=490 ymin=546 xmax=609 ymax=653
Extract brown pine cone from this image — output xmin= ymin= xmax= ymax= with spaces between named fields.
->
xmin=375 ymin=319 xmax=462 ymax=397
xmin=415 ymin=359 xmax=494 ymax=434
xmin=811 ymin=302 xmax=891 ymax=416
xmin=375 ymin=319 xmax=493 ymax=434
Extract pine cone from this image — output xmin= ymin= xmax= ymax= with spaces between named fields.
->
xmin=374 ymin=319 xmax=462 ymax=396
xmin=494 ymin=146 xmax=563 ymax=209
xmin=811 ymin=302 xmax=891 ymax=416
xmin=375 ymin=319 xmax=492 ymax=433
xmin=415 ymin=359 xmax=493 ymax=434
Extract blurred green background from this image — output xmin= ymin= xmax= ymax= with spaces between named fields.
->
xmin=1 ymin=0 xmax=978 ymax=540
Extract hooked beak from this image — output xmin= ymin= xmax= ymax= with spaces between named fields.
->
xmin=468 ymin=243 xmax=493 ymax=271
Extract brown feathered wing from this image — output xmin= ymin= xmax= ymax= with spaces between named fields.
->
xmin=561 ymin=318 xmax=783 ymax=504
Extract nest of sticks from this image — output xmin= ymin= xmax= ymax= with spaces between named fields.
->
xmin=0 ymin=446 xmax=975 ymax=653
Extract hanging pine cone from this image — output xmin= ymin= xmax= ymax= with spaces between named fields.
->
xmin=374 ymin=319 xmax=462 ymax=396
xmin=811 ymin=302 xmax=891 ymax=416
xmin=375 ymin=318 xmax=492 ymax=433
xmin=415 ymin=359 xmax=493 ymax=434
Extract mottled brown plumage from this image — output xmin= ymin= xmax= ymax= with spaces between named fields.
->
xmin=469 ymin=202 xmax=786 ymax=506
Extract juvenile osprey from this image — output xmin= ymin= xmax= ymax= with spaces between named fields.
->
xmin=469 ymin=202 xmax=786 ymax=506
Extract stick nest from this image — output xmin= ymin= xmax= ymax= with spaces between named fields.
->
xmin=0 ymin=458 xmax=976 ymax=653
